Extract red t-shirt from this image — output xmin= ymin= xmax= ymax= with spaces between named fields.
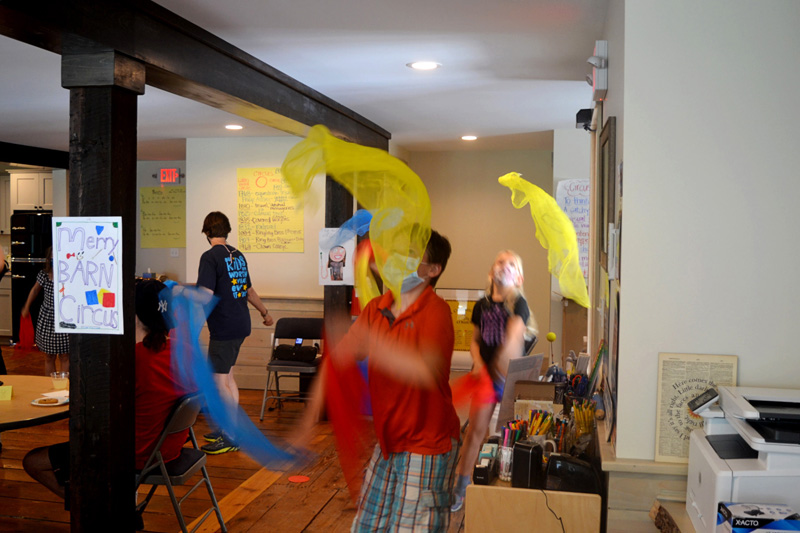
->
xmin=135 ymin=340 xmax=191 ymax=469
xmin=342 ymin=286 xmax=460 ymax=456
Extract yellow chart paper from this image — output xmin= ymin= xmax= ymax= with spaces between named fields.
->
xmin=139 ymin=186 xmax=186 ymax=248
xmin=237 ymin=168 xmax=304 ymax=253
xmin=446 ymin=299 xmax=476 ymax=352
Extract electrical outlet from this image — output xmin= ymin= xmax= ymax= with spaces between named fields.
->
xmin=170 ymin=248 xmax=179 ymax=258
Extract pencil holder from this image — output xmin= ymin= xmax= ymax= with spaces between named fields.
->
xmin=498 ymin=446 xmax=513 ymax=482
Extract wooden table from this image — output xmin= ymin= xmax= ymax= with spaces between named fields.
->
xmin=466 ymin=480 xmax=602 ymax=532
xmin=0 ymin=375 xmax=70 ymax=431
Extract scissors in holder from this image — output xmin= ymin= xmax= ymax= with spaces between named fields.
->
xmin=570 ymin=374 xmax=588 ymax=396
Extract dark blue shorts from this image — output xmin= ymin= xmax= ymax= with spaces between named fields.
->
xmin=207 ymin=337 xmax=245 ymax=374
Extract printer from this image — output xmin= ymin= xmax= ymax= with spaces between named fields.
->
xmin=686 ymin=386 xmax=800 ymax=533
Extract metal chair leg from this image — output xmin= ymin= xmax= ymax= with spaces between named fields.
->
xmin=158 ymin=460 xmax=188 ymax=533
xmin=273 ymin=373 xmax=283 ymax=410
xmin=259 ymin=371 xmax=274 ymax=421
xmin=201 ymin=464 xmax=227 ymax=532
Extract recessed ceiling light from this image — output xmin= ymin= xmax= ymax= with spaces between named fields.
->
xmin=461 ymin=135 xmax=478 ymax=141
xmin=406 ymin=61 xmax=441 ymax=71
xmin=225 ymin=124 xmax=243 ymax=130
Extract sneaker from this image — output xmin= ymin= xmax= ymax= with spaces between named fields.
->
xmin=450 ymin=493 xmax=465 ymax=513
xmin=201 ymin=437 xmax=239 ymax=455
xmin=450 ymin=474 xmax=470 ymax=512
xmin=203 ymin=430 xmax=223 ymax=442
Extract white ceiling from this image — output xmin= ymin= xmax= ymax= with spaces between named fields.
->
xmin=0 ymin=0 xmax=608 ymax=161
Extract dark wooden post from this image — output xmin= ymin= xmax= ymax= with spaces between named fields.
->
xmin=61 ymin=49 xmax=143 ymax=531
xmin=324 ymin=177 xmax=354 ymax=317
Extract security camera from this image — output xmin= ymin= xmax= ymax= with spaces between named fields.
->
xmin=576 ymin=109 xmax=593 ymax=131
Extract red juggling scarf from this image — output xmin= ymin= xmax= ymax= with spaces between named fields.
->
xmin=322 ymin=342 xmax=371 ymax=503
xmin=17 ymin=315 xmax=35 ymax=351
xmin=450 ymin=366 xmax=495 ymax=408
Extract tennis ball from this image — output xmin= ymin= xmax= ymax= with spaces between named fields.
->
xmin=546 ymin=332 xmax=556 ymax=342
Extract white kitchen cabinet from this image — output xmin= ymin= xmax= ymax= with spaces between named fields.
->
xmin=9 ymin=170 xmax=52 ymax=211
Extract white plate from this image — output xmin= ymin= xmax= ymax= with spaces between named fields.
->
xmin=31 ymin=397 xmax=69 ymax=407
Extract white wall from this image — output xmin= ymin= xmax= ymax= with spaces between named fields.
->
xmin=52 ymin=169 xmax=68 ymax=218
xmin=603 ymin=0 xmax=624 ymax=165
xmin=185 ymin=137 xmax=326 ymax=298
xmin=408 ymin=148 xmax=553 ymax=343
xmin=616 ymin=0 xmax=800 ymax=460
xmin=554 ymin=130 xmax=591 ymax=182
xmin=552 ymin=129 xmax=591 ymax=360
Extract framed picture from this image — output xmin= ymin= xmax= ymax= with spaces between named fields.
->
xmin=597 ymin=116 xmax=616 ymax=269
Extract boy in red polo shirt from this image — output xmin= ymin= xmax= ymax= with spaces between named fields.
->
xmin=338 ymin=230 xmax=461 ymax=532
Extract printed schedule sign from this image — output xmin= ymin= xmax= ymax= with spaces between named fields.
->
xmin=52 ymin=217 xmax=123 ymax=335
xmin=139 ymin=186 xmax=186 ymax=248
xmin=237 ymin=167 xmax=303 ymax=253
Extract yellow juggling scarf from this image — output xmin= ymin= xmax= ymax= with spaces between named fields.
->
xmin=354 ymin=239 xmax=381 ymax=309
xmin=281 ymin=125 xmax=432 ymax=304
xmin=498 ymin=172 xmax=590 ymax=308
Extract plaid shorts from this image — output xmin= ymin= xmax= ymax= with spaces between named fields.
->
xmin=351 ymin=439 xmax=460 ymax=532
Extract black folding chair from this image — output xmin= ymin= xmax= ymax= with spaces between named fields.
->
xmin=259 ymin=317 xmax=323 ymax=420
xmin=135 ymin=393 xmax=227 ymax=533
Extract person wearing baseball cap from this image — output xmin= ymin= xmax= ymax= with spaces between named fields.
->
xmin=23 ymin=278 xmax=192 ymax=526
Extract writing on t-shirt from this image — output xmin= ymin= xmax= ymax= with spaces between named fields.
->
xmin=225 ymin=255 xmax=249 ymax=299
xmin=481 ymin=305 xmax=508 ymax=347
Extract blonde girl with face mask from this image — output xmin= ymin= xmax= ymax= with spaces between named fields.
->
xmin=451 ymin=250 xmax=538 ymax=511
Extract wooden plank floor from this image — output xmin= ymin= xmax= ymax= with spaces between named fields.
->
xmin=0 ymin=343 xmax=466 ymax=532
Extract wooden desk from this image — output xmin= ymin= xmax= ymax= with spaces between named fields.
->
xmin=0 ymin=375 xmax=70 ymax=431
xmin=466 ymin=481 xmax=601 ymax=532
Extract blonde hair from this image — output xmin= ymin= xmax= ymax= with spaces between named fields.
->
xmin=485 ymin=250 xmax=539 ymax=342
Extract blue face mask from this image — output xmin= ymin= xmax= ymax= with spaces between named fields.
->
xmin=400 ymin=271 xmax=426 ymax=293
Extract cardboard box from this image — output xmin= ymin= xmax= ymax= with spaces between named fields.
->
xmin=515 ymin=380 xmax=555 ymax=401
xmin=514 ymin=381 xmax=560 ymax=419
xmin=717 ymin=502 xmax=800 ymax=533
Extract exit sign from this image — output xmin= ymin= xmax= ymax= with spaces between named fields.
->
xmin=160 ymin=168 xmax=179 ymax=183
xmin=152 ymin=167 xmax=184 ymax=184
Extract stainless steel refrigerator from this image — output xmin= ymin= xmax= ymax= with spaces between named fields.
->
xmin=10 ymin=210 xmax=52 ymax=343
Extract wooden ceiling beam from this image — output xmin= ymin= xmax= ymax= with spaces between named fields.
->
xmin=0 ymin=0 xmax=390 ymax=149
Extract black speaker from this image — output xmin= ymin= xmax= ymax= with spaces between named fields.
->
xmin=511 ymin=442 xmax=545 ymax=489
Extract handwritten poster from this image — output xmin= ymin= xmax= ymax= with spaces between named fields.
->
xmin=139 ymin=186 xmax=186 ymax=248
xmin=318 ymin=228 xmax=356 ymax=285
xmin=448 ymin=299 xmax=477 ymax=351
xmin=237 ymin=167 xmax=303 ymax=253
xmin=52 ymin=217 xmax=123 ymax=335
xmin=655 ymin=353 xmax=737 ymax=463
xmin=556 ymin=179 xmax=590 ymax=283
xmin=436 ymin=289 xmax=483 ymax=352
